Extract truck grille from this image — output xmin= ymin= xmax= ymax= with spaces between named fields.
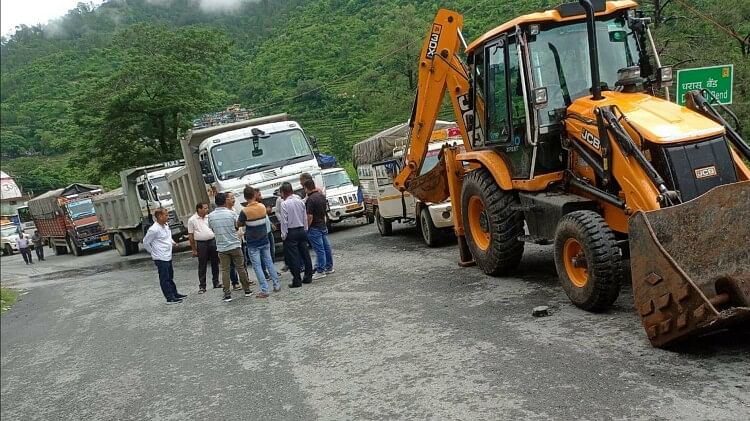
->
xmin=76 ymin=223 xmax=105 ymax=238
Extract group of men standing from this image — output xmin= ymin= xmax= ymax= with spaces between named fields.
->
xmin=143 ymin=172 xmax=335 ymax=305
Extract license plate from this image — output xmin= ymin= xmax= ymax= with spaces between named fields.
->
xmin=101 ymin=235 xmax=109 ymax=241
xmin=346 ymin=203 xmax=360 ymax=210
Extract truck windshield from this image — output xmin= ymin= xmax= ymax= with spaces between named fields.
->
xmin=324 ymin=171 xmax=352 ymax=189
xmin=16 ymin=206 xmax=32 ymax=223
xmin=211 ymin=129 xmax=314 ymax=180
xmin=529 ymin=13 xmax=639 ymax=126
xmin=150 ymin=176 xmax=172 ymax=201
xmin=67 ymin=199 xmax=96 ymax=220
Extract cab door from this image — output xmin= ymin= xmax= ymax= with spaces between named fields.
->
xmin=372 ymin=160 xmax=416 ymax=219
xmin=482 ymin=34 xmax=533 ymax=179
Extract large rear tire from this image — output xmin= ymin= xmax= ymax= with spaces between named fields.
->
xmin=3 ymin=244 xmax=12 ymax=256
xmin=553 ymin=210 xmax=622 ymax=312
xmin=375 ymin=207 xmax=392 ymax=236
xmin=460 ymin=169 xmax=524 ymax=275
xmin=114 ymin=233 xmax=136 ymax=257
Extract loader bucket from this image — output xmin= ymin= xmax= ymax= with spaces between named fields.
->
xmin=629 ymin=181 xmax=750 ymax=348
xmin=405 ymin=153 xmax=450 ymax=204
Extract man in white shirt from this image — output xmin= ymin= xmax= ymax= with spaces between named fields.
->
xmin=143 ymin=208 xmax=187 ymax=304
xmin=188 ymin=202 xmax=220 ymax=293
xmin=16 ymin=232 xmax=33 ymax=265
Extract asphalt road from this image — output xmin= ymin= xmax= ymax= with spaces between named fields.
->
xmin=1 ymin=220 xmax=748 ymax=420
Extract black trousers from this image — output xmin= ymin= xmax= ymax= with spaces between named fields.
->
xmin=154 ymin=260 xmax=178 ymax=301
xmin=196 ymin=239 xmax=220 ymax=289
xmin=283 ymin=227 xmax=313 ymax=286
xmin=34 ymin=244 xmax=44 ymax=260
xmin=19 ymin=247 xmax=33 ymax=264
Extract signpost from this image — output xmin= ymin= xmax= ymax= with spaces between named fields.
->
xmin=675 ymin=65 xmax=733 ymax=106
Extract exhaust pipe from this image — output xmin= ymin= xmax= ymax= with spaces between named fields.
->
xmin=579 ymin=0 xmax=603 ymax=100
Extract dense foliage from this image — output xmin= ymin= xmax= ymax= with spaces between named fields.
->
xmin=1 ymin=0 xmax=748 ymax=193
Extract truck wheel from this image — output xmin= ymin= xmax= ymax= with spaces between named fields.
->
xmin=3 ymin=244 xmax=11 ymax=256
xmin=420 ymin=208 xmax=441 ymax=247
xmin=375 ymin=207 xmax=392 ymax=236
xmin=461 ymin=169 xmax=524 ymax=276
xmin=114 ymin=233 xmax=136 ymax=257
xmin=67 ymin=236 xmax=83 ymax=257
xmin=366 ymin=212 xmax=375 ymax=224
xmin=554 ymin=210 xmax=622 ymax=312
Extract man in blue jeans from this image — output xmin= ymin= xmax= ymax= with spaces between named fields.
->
xmin=303 ymin=178 xmax=334 ymax=279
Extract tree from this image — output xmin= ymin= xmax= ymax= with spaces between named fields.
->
xmin=74 ymin=23 xmax=232 ymax=172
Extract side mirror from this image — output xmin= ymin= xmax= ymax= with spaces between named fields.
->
xmin=200 ymin=159 xmax=216 ymax=184
xmin=202 ymin=173 xmax=216 ymax=184
xmin=309 ymin=136 xmax=318 ymax=148
xmin=252 ymin=148 xmax=264 ymax=157
xmin=657 ymin=66 xmax=673 ymax=87
xmin=532 ymin=87 xmax=548 ymax=109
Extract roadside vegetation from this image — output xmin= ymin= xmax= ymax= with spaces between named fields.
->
xmin=1 ymin=287 xmax=18 ymax=314
xmin=1 ymin=0 xmax=747 ymax=192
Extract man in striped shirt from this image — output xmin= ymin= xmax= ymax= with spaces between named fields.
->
xmin=239 ymin=185 xmax=279 ymax=297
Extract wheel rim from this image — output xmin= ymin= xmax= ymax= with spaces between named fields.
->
xmin=563 ymin=238 xmax=588 ymax=288
xmin=467 ymin=196 xmax=490 ymax=251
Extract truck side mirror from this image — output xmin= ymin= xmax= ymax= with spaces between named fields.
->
xmin=309 ymin=136 xmax=318 ymax=148
xmin=200 ymin=159 xmax=216 ymax=184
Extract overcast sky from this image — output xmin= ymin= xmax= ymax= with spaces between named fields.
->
xmin=1 ymin=0 xmax=105 ymax=36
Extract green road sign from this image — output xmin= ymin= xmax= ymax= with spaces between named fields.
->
xmin=676 ymin=65 xmax=733 ymax=106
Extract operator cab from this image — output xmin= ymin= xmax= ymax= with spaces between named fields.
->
xmin=465 ymin=0 xmax=659 ymax=178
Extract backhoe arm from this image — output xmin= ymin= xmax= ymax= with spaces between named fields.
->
xmin=393 ymin=9 xmax=476 ymax=194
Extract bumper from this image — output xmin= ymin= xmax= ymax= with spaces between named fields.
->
xmin=327 ymin=203 xmax=365 ymax=222
xmin=428 ymin=203 xmax=454 ymax=229
xmin=81 ymin=234 xmax=113 ymax=251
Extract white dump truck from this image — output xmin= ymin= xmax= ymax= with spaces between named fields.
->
xmin=353 ymin=122 xmax=461 ymax=247
xmin=167 ymin=113 xmax=323 ymax=243
xmin=92 ymin=161 xmax=187 ymax=256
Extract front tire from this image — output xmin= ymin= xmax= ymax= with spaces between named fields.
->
xmin=67 ymin=236 xmax=82 ymax=257
xmin=420 ymin=207 xmax=441 ymax=247
xmin=375 ymin=207 xmax=392 ymax=236
xmin=3 ymin=244 xmax=12 ymax=256
xmin=460 ymin=169 xmax=524 ymax=276
xmin=553 ymin=210 xmax=622 ymax=312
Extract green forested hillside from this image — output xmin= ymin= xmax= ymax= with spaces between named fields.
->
xmin=1 ymin=0 xmax=748 ymax=193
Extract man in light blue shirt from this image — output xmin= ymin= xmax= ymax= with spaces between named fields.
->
xmin=207 ymin=192 xmax=252 ymax=302
xmin=143 ymin=208 xmax=187 ymax=304
xmin=278 ymin=182 xmax=313 ymax=288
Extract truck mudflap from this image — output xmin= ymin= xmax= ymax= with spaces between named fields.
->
xmin=628 ymin=181 xmax=750 ymax=348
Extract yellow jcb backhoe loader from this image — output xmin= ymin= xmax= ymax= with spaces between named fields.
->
xmin=394 ymin=0 xmax=750 ymax=347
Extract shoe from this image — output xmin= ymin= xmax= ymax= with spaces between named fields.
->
xmin=325 ymin=268 xmax=335 ymax=274
xmin=256 ymin=292 xmax=269 ymax=299
xmin=166 ymin=299 xmax=183 ymax=304
xmin=312 ymin=272 xmax=326 ymax=280
xmin=232 ymin=285 xmax=242 ymax=291
xmin=272 ymin=286 xmax=281 ymax=293
xmin=198 ymin=289 xmax=206 ymax=294
xmin=244 ymin=290 xmax=253 ymax=297
xmin=301 ymin=279 xmax=312 ymax=284
xmin=212 ymin=285 xmax=222 ymax=289
xmin=222 ymin=296 xmax=233 ymax=303
xmin=288 ymin=283 xmax=302 ymax=288
xmin=175 ymin=293 xmax=187 ymax=299
xmin=281 ymin=265 xmax=289 ymax=272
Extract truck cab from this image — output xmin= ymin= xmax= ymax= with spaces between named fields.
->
xmin=322 ymin=168 xmax=365 ymax=226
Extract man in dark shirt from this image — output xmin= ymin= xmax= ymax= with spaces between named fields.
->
xmin=304 ymin=179 xmax=334 ymax=279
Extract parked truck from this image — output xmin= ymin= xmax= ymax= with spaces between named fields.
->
xmin=93 ymin=161 xmax=187 ymax=256
xmin=353 ymin=122 xmax=461 ymax=246
xmin=26 ymin=184 xmax=111 ymax=256
xmin=168 ymin=113 xmax=324 ymax=243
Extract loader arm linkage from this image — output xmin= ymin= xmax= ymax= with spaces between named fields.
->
xmin=393 ymin=9 xmax=475 ymax=197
